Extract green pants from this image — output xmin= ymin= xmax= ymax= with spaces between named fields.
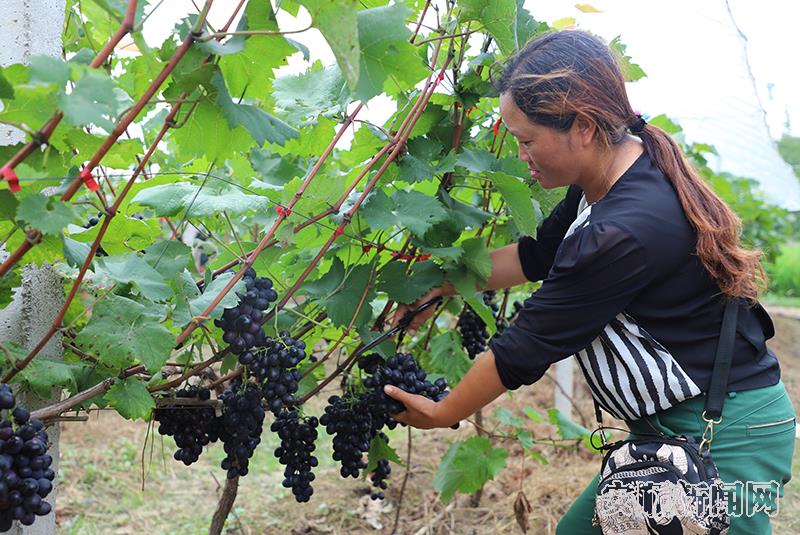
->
xmin=556 ymin=380 xmax=796 ymax=535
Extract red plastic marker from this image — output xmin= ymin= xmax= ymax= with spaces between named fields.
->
xmin=0 ymin=165 xmax=20 ymax=193
xmin=79 ymin=168 xmax=99 ymax=192
xmin=492 ymin=117 xmax=503 ymax=137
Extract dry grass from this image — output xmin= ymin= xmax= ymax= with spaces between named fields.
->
xmin=54 ymin=316 xmax=800 ymax=535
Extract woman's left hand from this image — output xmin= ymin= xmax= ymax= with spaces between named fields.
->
xmin=383 ymin=385 xmax=451 ymax=429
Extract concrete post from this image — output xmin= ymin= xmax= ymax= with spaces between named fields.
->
xmin=0 ymin=1 xmax=66 ymax=533
xmin=553 ymin=359 xmax=574 ymax=421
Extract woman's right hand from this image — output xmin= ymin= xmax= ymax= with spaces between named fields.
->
xmin=387 ymin=284 xmax=451 ymax=333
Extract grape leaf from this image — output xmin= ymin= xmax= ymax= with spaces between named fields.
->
xmin=433 ymin=436 xmax=508 ymax=501
xmin=360 ymin=190 xmax=396 ymax=231
xmin=460 ymin=0 xmax=518 ymax=55
xmin=495 ymin=407 xmax=525 ymax=428
xmin=377 ymin=260 xmax=443 ymax=303
xmin=0 ymin=70 xmax=13 ymax=99
xmin=365 ymin=433 xmax=404 ymax=474
xmin=94 ymin=254 xmax=173 ymax=302
xmin=142 ymin=240 xmax=192 ymax=280
xmin=0 ymin=191 xmax=19 ymax=220
xmin=609 ymin=36 xmax=646 ymax=82
xmin=273 ymin=62 xmax=351 ymax=122
xmin=391 ymin=190 xmax=449 ymax=237
xmin=456 ymin=148 xmax=498 ymax=174
xmin=104 ymin=377 xmax=155 ymax=420
xmin=16 ymin=194 xmax=78 ymax=236
xmin=211 ymin=72 xmax=298 ymax=146
xmin=57 ymin=70 xmax=131 ymax=130
xmin=299 ymin=0 xmax=360 ymax=92
xmin=168 ymin=100 xmax=252 ymax=161
xmin=354 ymin=4 xmax=427 ymax=100
xmin=486 ymin=171 xmax=540 ymax=237
xmin=438 ymin=190 xmax=492 ymax=229
xmin=429 ymin=331 xmax=472 ymax=385
xmin=319 ymin=263 xmax=375 ymax=329
xmin=29 ymin=55 xmax=70 ymax=87
xmin=131 ymin=182 xmax=270 ymax=217
xmin=460 ymin=238 xmax=492 ymax=282
xmin=303 ymin=257 xmax=345 ymax=298
xmin=17 ymin=357 xmax=83 ymax=399
xmin=62 ymin=236 xmax=91 ymax=268
xmin=184 ymin=271 xmax=246 ymax=326
xmin=75 ymin=295 xmax=175 ymax=373
xmin=218 ymin=2 xmax=295 ymax=99
xmin=0 ymin=270 xmax=21 ymax=308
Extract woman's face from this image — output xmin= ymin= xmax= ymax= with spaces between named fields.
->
xmin=499 ymin=92 xmax=586 ymax=189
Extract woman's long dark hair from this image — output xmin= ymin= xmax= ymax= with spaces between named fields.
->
xmin=496 ymin=30 xmax=766 ymax=303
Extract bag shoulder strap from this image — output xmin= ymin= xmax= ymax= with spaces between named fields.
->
xmin=703 ymin=299 xmax=740 ymax=420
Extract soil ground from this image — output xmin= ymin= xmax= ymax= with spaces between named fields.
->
xmin=54 ymin=313 xmax=800 ymax=535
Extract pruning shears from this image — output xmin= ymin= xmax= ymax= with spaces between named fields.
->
xmin=352 ymin=296 xmax=443 ymax=359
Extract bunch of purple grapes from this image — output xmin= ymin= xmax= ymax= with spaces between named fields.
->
xmin=215 ymin=268 xmax=277 ymax=355
xmin=153 ymin=386 xmax=219 ymax=466
xmin=0 ymin=384 xmax=55 ymax=531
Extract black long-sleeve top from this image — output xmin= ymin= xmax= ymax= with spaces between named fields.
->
xmin=488 ymin=151 xmax=780 ymax=421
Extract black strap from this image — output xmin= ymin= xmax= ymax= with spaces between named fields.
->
xmin=703 ymin=299 xmax=740 ymax=420
xmin=593 ymin=298 xmax=741 ymax=426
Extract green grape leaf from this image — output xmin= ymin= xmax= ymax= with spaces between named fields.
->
xmin=486 ymin=171 xmax=540 ymax=236
xmin=365 ymin=432 xmax=404 ymax=474
xmin=0 ymin=191 xmax=19 ymax=220
xmin=68 ymin=215 xmax=161 ymax=256
xmin=210 ymin=72 xmax=298 ymax=146
xmin=0 ymin=270 xmax=21 ymax=308
xmin=0 ymin=70 xmax=13 ymax=99
xmin=168 ymin=100 xmax=252 ymax=161
xmin=131 ymin=182 xmax=269 ymax=217
xmin=438 ymin=190 xmax=492 ymax=229
xmin=460 ymin=238 xmax=492 ymax=282
xmin=75 ymin=295 xmax=175 ymax=373
xmin=360 ymin=190 xmax=396 ymax=231
xmin=104 ymin=377 xmax=155 ymax=420
xmin=218 ymin=2 xmax=295 ymax=99
xmin=456 ymin=148 xmax=498 ymax=174
xmin=495 ymin=407 xmax=525 ymax=428
xmin=460 ymin=0 xmax=518 ymax=55
xmin=17 ymin=357 xmax=82 ymax=399
xmin=377 ymin=260 xmax=443 ymax=303
xmin=62 ymin=236 xmax=91 ymax=268
xmin=94 ymin=254 xmax=173 ymax=302
xmin=354 ymin=4 xmax=427 ymax=100
xmin=547 ymin=408 xmax=590 ymax=439
xmin=273 ymin=62 xmax=351 ymax=122
xmin=303 ymin=257 xmax=345 ymax=298
xmin=29 ymin=55 xmax=70 ymax=86
xmin=142 ymin=240 xmax=192 ymax=280
xmin=184 ymin=271 xmax=246 ymax=326
xmin=299 ymin=0 xmax=360 ymax=91
xmin=515 ymin=0 xmax=547 ymax=47
xmin=16 ymin=194 xmax=78 ymax=236
xmin=433 ymin=436 xmax=508 ymax=501
xmin=57 ymin=70 xmax=131 ymax=130
xmin=609 ymin=36 xmax=646 ymax=82
xmin=319 ymin=263 xmax=375 ymax=329
xmin=523 ymin=405 xmax=545 ymax=423
xmin=392 ymin=190 xmax=448 ymax=237
xmin=429 ymin=331 xmax=472 ymax=385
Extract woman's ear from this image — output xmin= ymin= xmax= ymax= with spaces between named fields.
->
xmin=572 ymin=114 xmax=597 ymax=147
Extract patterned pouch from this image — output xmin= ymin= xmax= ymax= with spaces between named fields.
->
xmin=593 ymin=435 xmax=730 ymax=534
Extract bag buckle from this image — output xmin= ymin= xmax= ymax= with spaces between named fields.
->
xmin=699 ymin=410 xmax=722 ymax=454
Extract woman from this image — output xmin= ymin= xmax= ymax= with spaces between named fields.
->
xmin=384 ymin=30 xmax=795 ymax=534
